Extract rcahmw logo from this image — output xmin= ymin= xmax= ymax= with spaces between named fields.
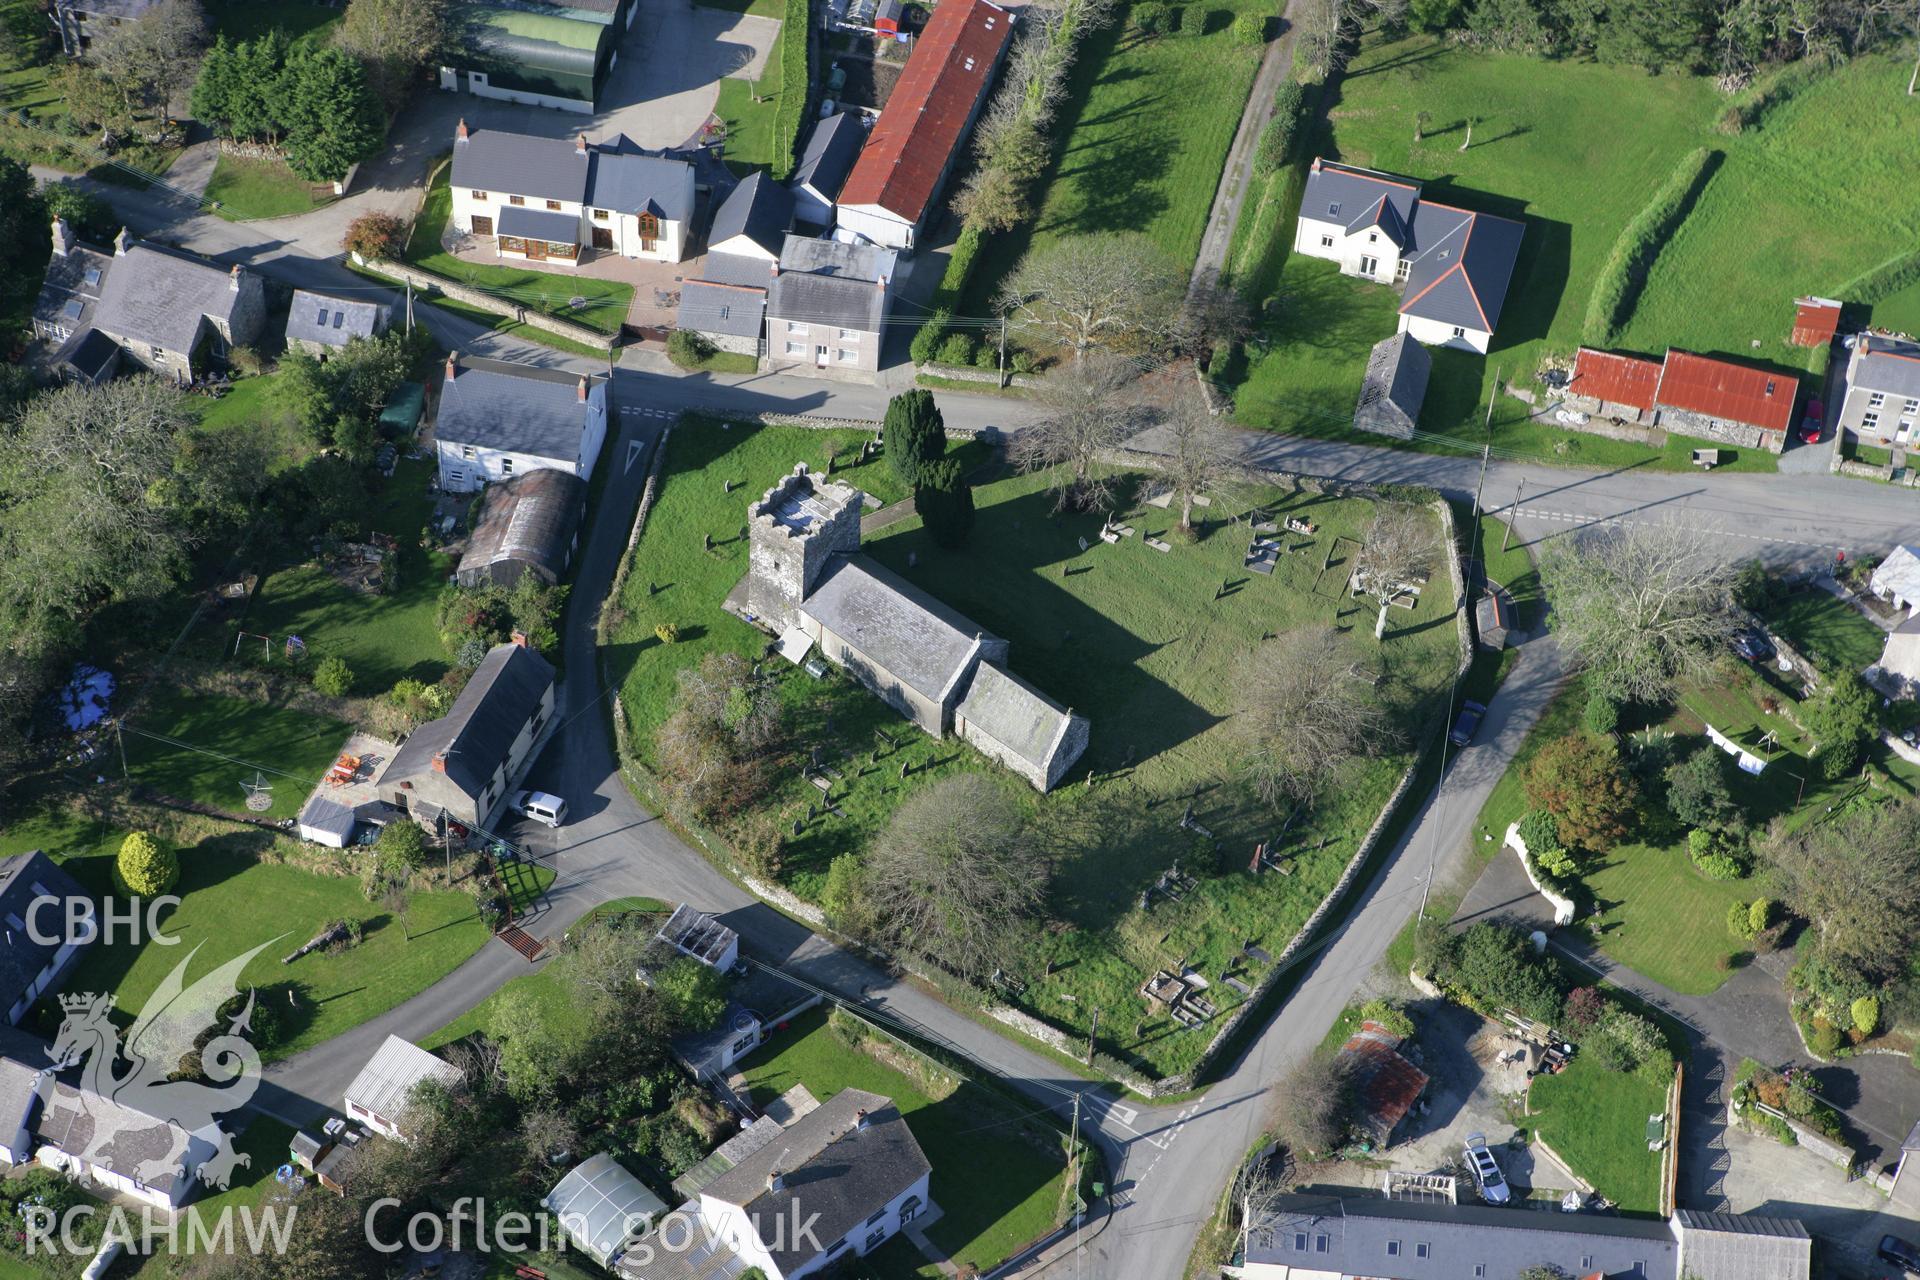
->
xmin=24 ymin=891 xmax=181 ymax=947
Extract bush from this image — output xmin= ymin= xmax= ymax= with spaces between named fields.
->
xmin=1749 ymin=898 xmax=1774 ymax=932
xmin=932 ymin=226 xmax=982 ymax=310
xmin=767 ymin=0 xmax=812 ymax=178
xmin=1693 ymin=850 xmax=1747 ymax=881
xmin=1011 ymin=349 xmax=1038 ymax=374
xmin=1804 ymin=673 xmax=1879 ymax=780
xmin=1851 ymin=994 xmax=1880 ymax=1037
xmin=1452 ymin=924 xmax=1564 ymax=1024
xmin=1358 ymin=998 xmax=1414 ymax=1039
xmin=1232 ymin=11 xmax=1267 ymax=44
xmin=377 ymin=820 xmax=428 ymax=869
xmin=342 ymin=210 xmax=406 ymax=261
xmin=1563 ymin=986 xmax=1606 ymax=1031
xmin=666 ymin=328 xmax=715 ymax=368
xmin=1837 ymin=246 xmax=1920 ymax=307
xmin=1582 ymin=147 xmax=1719 ymax=345
xmin=313 ymin=655 xmax=354 ymax=697
xmin=1807 ymin=1019 xmax=1843 ymax=1057
xmin=1583 ymin=689 xmax=1620 ymax=736
xmin=973 ymin=341 xmax=1000 ymax=369
xmin=1253 ymin=79 xmax=1306 ymax=177
xmin=935 ymin=333 xmax=977 ymax=366
xmin=654 ymin=622 xmax=681 ymax=644
xmin=1524 ymin=732 xmax=1639 ymax=854
xmin=1667 ymin=745 xmax=1740 ymax=832
xmin=1727 ymin=901 xmax=1759 ymax=940
xmin=117 ymin=832 xmax=179 ymax=897
xmin=1134 ymin=1 xmax=1179 ymax=33
xmin=1599 ymin=1007 xmax=1666 ymax=1070
xmin=910 ymin=309 xmax=952 ymax=365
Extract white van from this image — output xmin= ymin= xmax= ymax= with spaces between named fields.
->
xmin=509 ymin=790 xmax=567 ymax=828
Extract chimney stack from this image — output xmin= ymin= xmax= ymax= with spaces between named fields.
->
xmin=768 ymin=1170 xmax=784 ymax=1193
xmin=456 ymin=118 xmax=469 ymax=142
xmin=575 ymin=132 xmax=588 ymax=155
xmin=430 ymin=752 xmax=448 ymax=774
xmin=511 ymin=629 xmax=530 ymax=649
xmin=444 ymin=352 xmax=457 ymax=382
xmin=229 ymin=263 xmax=242 ymax=292
xmin=577 ymin=375 xmax=588 ymax=402
xmin=855 ymin=1109 xmax=871 ymax=1131
xmin=50 ymin=216 xmax=72 ymax=258
xmin=113 ymin=227 xmax=130 ymax=257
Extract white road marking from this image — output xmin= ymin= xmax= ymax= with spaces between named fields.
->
xmin=1519 ymin=506 xmax=1842 ymax=551
xmin=625 ymin=440 xmax=646 ymax=473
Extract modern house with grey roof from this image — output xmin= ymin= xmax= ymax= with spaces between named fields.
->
xmin=765 ymin=233 xmax=898 ymax=381
xmin=0 ymin=850 xmax=92 ymax=1028
xmin=1232 ymin=1193 xmax=1812 ymax=1280
xmin=449 ymin=121 xmax=695 ymax=265
xmin=457 ymin=468 xmax=586 ymax=589
xmin=707 ymin=171 xmax=793 ymax=261
xmin=676 ymin=251 xmax=772 ymax=356
xmin=375 ymin=639 xmax=556 ymax=830
xmin=343 ymin=1035 xmax=465 ymax=1142
xmin=695 ymin=1088 xmax=932 ymax=1279
xmin=49 ymin=0 xmax=155 ymax=55
xmin=285 ymin=288 xmax=391 ymax=357
xmin=789 ymin=111 xmax=867 ymax=226
xmin=1353 ymin=332 xmax=1430 ymax=440
xmin=436 ymin=0 xmax=637 ymax=113
xmin=432 ymin=352 xmax=610 ymax=494
xmin=1837 ymin=333 xmax=1920 ymax=446
xmin=746 ymin=465 xmax=1087 ymax=789
xmin=35 ymin=227 xmax=265 ymax=383
xmin=1293 ymin=158 xmax=1525 ymax=354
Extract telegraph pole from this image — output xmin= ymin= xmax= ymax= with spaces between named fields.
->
xmin=405 ymin=279 xmax=413 ymax=334
xmin=1503 ymin=477 xmax=1524 ymax=554
xmin=114 ymin=719 xmax=128 ymax=779
xmin=1085 ymin=1006 xmax=1099 ymax=1066
xmin=998 ymin=315 xmax=1007 ymax=387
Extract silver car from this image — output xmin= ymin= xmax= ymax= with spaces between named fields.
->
xmin=1464 ymin=1133 xmax=1511 ymax=1205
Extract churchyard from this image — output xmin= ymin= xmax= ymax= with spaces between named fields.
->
xmin=605 ymin=420 xmax=1462 ymax=1080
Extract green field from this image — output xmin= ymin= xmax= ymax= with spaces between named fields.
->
xmin=606 ymin=420 xmax=1460 ymax=1078
xmin=1230 ymin=35 xmax=1920 ymax=468
xmin=1528 ymin=1052 xmax=1667 ymax=1213
xmin=737 ymin=1007 xmax=1071 ymax=1275
xmin=1761 ymin=587 xmax=1886 ymax=675
xmin=125 ymin=686 xmax=351 ymax=820
xmin=714 ymin=35 xmax=785 ymax=171
xmin=965 ymin=3 xmax=1270 ymax=310
xmin=207 ymin=154 xmax=332 ymax=221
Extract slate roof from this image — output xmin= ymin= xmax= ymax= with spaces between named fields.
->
xmin=33 ymin=241 xmax=112 ymax=341
xmin=1335 ymin=1021 xmax=1430 ymax=1146
xmin=0 ymin=851 xmax=90 ymax=1013
xmin=93 ymin=241 xmax=248 ymax=356
xmin=838 ymin=0 xmax=1013 ymax=225
xmin=458 ymin=468 xmax=585 ymax=587
xmin=767 ymin=234 xmax=897 ymax=332
xmin=546 ymin=1154 xmax=668 ymax=1267
xmin=956 ymin=664 xmax=1075 ymax=774
xmin=701 ymin=251 xmax=778 ymax=288
xmin=381 ymin=643 xmax=555 ymax=801
xmin=1572 ymin=346 xmax=1662 ymax=413
xmin=800 ymin=555 xmax=995 ymax=702
xmin=791 ymin=112 xmax=865 ymax=202
xmin=435 ymin=354 xmax=608 ymax=463
xmin=677 ymin=280 xmax=766 ymax=340
xmin=1357 ymin=332 xmax=1430 ymax=422
xmin=497 ymin=204 xmax=581 ymax=244
xmin=1854 ymin=336 xmax=1920 ymax=401
xmin=1245 ymin=1194 xmax=1680 ymax=1280
xmin=1672 ymin=1210 xmax=1811 ymax=1280
xmin=587 ymin=146 xmax=693 ymax=222
xmin=451 ymin=127 xmax=589 ymax=203
xmin=65 ymin=328 xmax=119 ymax=381
xmin=1301 ymin=159 xmax=1422 ymax=232
xmin=672 ymin=1113 xmax=785 ymax=1201
xmin=707 ymin=171 xmax=792 ymax=257
xmin=1871 ymin=545 xmax=1920 ymax=606
xmin=286 ymin=289 xmax=389 ymax=349
xmin=343 ymin=1035 xmax=463 ymax=1125
xmin=296 ymin=794 xmax=358 ymax=842
xmin=1654 ymin=349 xmax=1798 ymax=436
xmin=700 ymin=1088 xmax=930 ymax=1277
xmin=32 ymin=1079 xmax=204 ymax=1197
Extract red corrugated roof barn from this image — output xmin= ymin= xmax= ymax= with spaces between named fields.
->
xmin=1655 ymin=348 xmax=1799 ymax=437
xmin=1791 ymin=296 xmax=1843 ymax=348
xmin=837 ymin=0 xmax=1013 ymax=244
xmin=1337 ymin=1021 xmax=1430 ymax=1147
xmin=1572 ymin=346 xmax=1662 ymax=413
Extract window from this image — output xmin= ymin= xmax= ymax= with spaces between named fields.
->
xmin=316 ymin=308 xmax=328 ymax=327
xmin=788 ymin=321 xmax=807 ymax=335
xmin=964 ymin=56 xmax=975 ymax=69
xmin=592 ymin=208 xmax=609 ymax=220
xmin=1368 ymin=232 xmax=1378 ymax=243
xmin=864 ymin=1229 xmax=885 ymax=1251
xmin=1865 ymin=412 xmax=1881 ymax=430
xmin=827 ymin=1241 xmax=849 ymax=1258
xmin=1765 ymin=380 xmax=1776 ymax=395
xmin=446 ymin=469 xmax=464 ymax=486
xmin=1475 ymin=1267 xmax=1486 ymax=1277
xmin=1907 ymin=398 xmax=1920 ymax=413
xmin=837 ymin=327 xmax=857 ymax=340
xmin=1314 ymin=1235 xmax=1329 ymax=1253
xmin=149 ymin=344 xmax=164 ymax=360
xmin=509 ymin=195 xmax=525 ymax=206
xmin=836 ymin=348 xmax=857 ymax=363
xmin=1451 ymin=326 xmax=1466 ymax=339
xmin=1580 ymin=1257 xmax=1593 ymax=1271
xmin=1387 ymin=1241 xmax=1401 ymax=1257
xmin=471 ymin=190 xmax=487 ymax=200
xmin=1870 ymin=391 xmax=1886 ymax=407
xmin=1293 ymin=1233 xmax=1308 ymax=1251
xmin=1395 ymin=259 xmax=1411 ymax=283
xmin=730 ymin=1032 xmax=755 ymax=1054
xmin=462 ymin=445 xmax=476 ymax=460
xmin=636 ymin=212 xmax=661 ymax=251
xmin=501 ymin=458 xmax=514 ymax=475
xmin=1320 ymin=234 xmax=1334 ymax=248
xmin=1327 ymin=202 xmax=1341 ymax=216
xmin=1359 ymin=255 xmax=1378 ymax=276
xmin=1416 ymin=1243 xmax=1430 ymax=1259
xmin=786 ymin=341 xmax=805 ymax=356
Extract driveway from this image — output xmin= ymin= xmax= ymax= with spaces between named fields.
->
xmin=598 ymin=0 xmax=781 ymax=149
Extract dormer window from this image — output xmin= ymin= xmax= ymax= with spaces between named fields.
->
xmin=1328 ymin=202 xmax=1340 ymax=216
xmin=1765 ymin=380 xmax=1776 ymax=395
xmin=964 ymin=56 xmax=976 ymax=70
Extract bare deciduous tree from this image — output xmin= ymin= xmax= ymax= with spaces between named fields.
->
xmin=999 ymin=234 xmax=1183 ymax=360
xmin=655 ymin=652 xmax=782 ymax=818
xmin=1010 ymin=351 xmax=1141 ymax=513
xmin=1233 ymin=627 xmax=1396 ymax=806
xmin=518 ymin=1106 xmax=580 ymax=1166
xmin=1539 ymin=521 xmax=1737 ymax=703
xmin=1267 ymin=1051 xmax=1354 ymax=1159
xmin=93 ymin=0 xmax=205 ymax=123
xmin=1178 ymin=267 xmax=1253 ymax=355
xmin=1356 ymin=502 xmax=1436 ymax=599
xmin=1759 ymin=799 xmax=1920 ymax=982
xmin=554 ymin=915 xmax=653 ymax=1008
xmin=864 ymin=774 xmax=1045 ymax=980
xmin=1157 ymin=393 xmax=1244 ymax=531
xmin=337 ymin=0 xmax=448 ymax=108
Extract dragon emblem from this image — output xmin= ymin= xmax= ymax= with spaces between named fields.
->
xmin=49 ymin=938 xmax=282 ymax=1191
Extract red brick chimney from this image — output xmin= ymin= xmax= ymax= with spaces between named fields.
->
xmin=511 ymin=629 xmax=531 ymax=649
xmin=456 ymin=118 xmax=469 ymax=142
xmin=576 ymin=376 xmax=588 ymax=402
xmin=444 ymin=352 xmax=457 ymax=382
xmin=430 ymin=752 xmax=447 ymax=774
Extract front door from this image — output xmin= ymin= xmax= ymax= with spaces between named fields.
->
xmin=472 ymin=214 xmax=493 ymax=236
xmin=1359 ymin=255 xmax=1379 ymax=276
xmin=815 ymin=345 xmax=828 ymax=368
xmin=1900 ymin=418 xmax=1915 ymax=444
xmin=592 ymin=226 xmax=613 ymax=251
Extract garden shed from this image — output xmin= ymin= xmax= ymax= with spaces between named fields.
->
xmin=296 ymin=794 xmax=358 ymax=849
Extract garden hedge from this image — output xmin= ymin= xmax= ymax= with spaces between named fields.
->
xmin=768 ymin=0 xmax=813 ymax=180
xmin=1582 ymin=147 xmax=1720 ymax=347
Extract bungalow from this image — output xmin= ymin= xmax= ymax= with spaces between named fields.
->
xmin=763 ymin=234 xmax=897 ymax=381
xmin=1836 ymin=334 xmax=1920 ymax=446
xmin=343 ymin=1035 xmax=464 ymax=1142
xmin=836 ymin=0 xmax=1013 ymax=250
xmin=450 ymin=121 xmax=695 ymax=266
xmin=285 ymin=289 xmax=391 ymax=357
xmin=788 ymin=111 xmax=866 ymax=227
xmin=375 ymin=639 xmax=557 ymax=832
xmin=34 ymin=225 xmax=265 ymax=383
xmin=1568 ymin=346 xmax=1799 ymax=453
xmin=432 ymin=352 xmax=609 ymax=495
xmin=1292 ymin=158 xmax=1525 ymax=354
xmin=437 ymin=0 xmax=638 ymax=113
xmin=0 ymin=851 xmax=94 ymax=1028
xmin=456 ymin=468 xmax=586 ymax=589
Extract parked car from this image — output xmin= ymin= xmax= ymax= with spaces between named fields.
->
xmin=1463 ymin=1133 xmax=1511 ymax=1205
xmin=509 ymin=790 xmax=568 ymax=828
xmin=1733 ymin=629 xmax=1775 ymax=662
xmin=1879 ymin=1234 xmax=1920 ymax=1275
xmin=1801 ymin=398 xmax=1825 ymax=444
xmin=1448 ymin=700 xmax=1488 ymax=748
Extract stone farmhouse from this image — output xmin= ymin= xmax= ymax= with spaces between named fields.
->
xmin=744 ymin=465 xmax=1088 ymax=790
xmin=432 ymin=352 xmax=610 ymax=494
xmin=1293 ymin=158 xmax=1525 ymax=354
xmin=1569 ymin=346 xmax=1799 ymax=453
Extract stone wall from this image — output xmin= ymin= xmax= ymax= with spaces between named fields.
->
xmin=1502 ymin=823 xmax=1576 ymax=924
xmin=367 ymin=258 xmax=614 ymax=352
xmin=1656 ymin=405 xmax=1783 ymax=453
xmin=915 ymin=361 xmax=1047 ymax=391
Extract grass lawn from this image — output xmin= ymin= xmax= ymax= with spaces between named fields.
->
xmin=1228 ymin=256 xmax=1402 ymax=435
xmin=1527 ymin=1052 xmax=1666 ymax=1213
xmin=737 ymin=1007 xmax=1071 ymax=1275
xmin=195 ymin=371 xmax=311 ymax=471
xmin=964 ymin=2 xmax=1269 ymax=311
xmin=1574 ymin=840 xmax=1754 ymax=997
xmin=671 ymin=346 xmax=760 ymax=376
xmin=1758 ymin=586 xmax=1885 ymax=675
xmin=714 ymin=34 xmax=785 ymax=172
xmin=206 ymin=153 xmax=331 ymax=221
xmin=407 ymin=164 xmax=633 ymax=336
xmin=606 ymin=420 xmax=1460 ymax=1078
xmin=424 ymin=966 xmax=585 ymax=1052
xmin=124 ymin=1119 xmax=298 ymax=1278
xmin=218 ymin=457 xmax=455 ymax=693
xmin=125 ymin=685 xmax=351 ymax=821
